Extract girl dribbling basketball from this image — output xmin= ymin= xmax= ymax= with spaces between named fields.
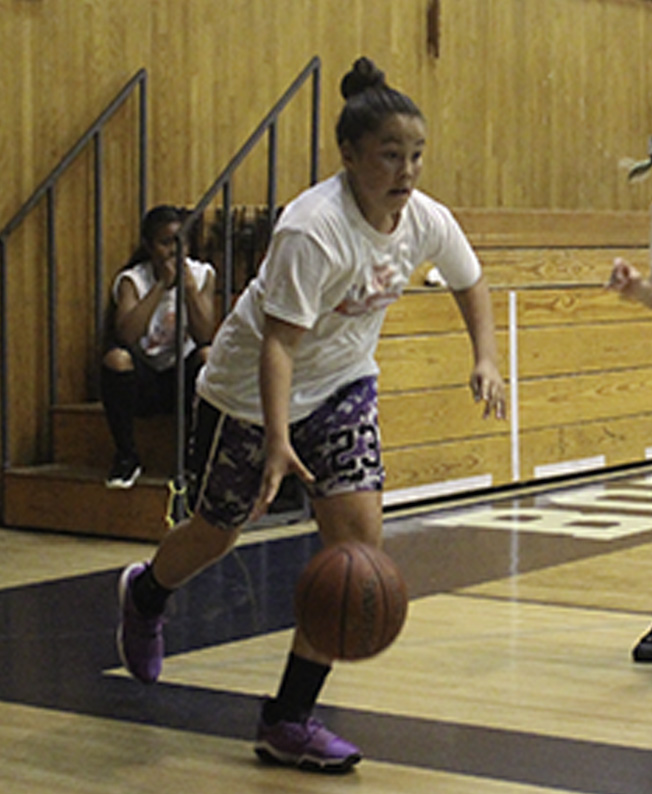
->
xmin=116 ymin=57 xmax=506 ymax=773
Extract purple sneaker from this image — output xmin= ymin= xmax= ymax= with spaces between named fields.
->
xmin=255 ymin=710 xmax=362 ymax=773
xmin=116 ymin=562 xmax=165 ymax=684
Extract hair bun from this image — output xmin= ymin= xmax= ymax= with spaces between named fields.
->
xmin=340 ymin=57 xmax=387 ymax=99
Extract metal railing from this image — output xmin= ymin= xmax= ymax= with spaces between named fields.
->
xmin=171 ymin=55 xmax=321 ymax=519
xmin=0 ymin=56 xmax=320 ymax=524
xmin=0 ymin=69 xmax=148 ymax=471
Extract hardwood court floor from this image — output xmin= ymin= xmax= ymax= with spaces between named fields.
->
xmin=4 ymin=467 xmax=652 ymax=793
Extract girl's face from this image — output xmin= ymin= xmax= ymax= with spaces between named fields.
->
xmin=146 ymin=221 xmax=182 ymax=271
xmin=341 ymin=113 xmax=426 ymax=233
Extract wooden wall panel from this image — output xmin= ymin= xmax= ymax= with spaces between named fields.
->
xmin=3 ymin=0 xmax=652 ymax=486
xmin=518 ymin=321 xmax=652 ymax=377
xmin=378 ymin=206 xmax=652 ymax=500
xmin=383 ymin=435 xmax=512 ymax=493
xmin=4 ymin=1 xmax=652 ymax=228
xmin=428 ymin=0 xmax=652 ymax=210
xmin=518 ymin=414 xmax=652 ymax=480
xmin=512 ymin=277 xmax=652 ymax=482
xmin=452 ymin=209 xmax=652 ymax=248
xmin=378 ymin=334 xmax=481 ymax=391
xmin=379 ymin=387 xmax=510 ymax=448
xmin=382 ymin=292 xmax=470 ymax=335
xmin=382 ymin=289 xmax=512 ymax=335
xmin=516 ymin=287 xmax=652 ymax=326
xmin=479 ymin=248 xmax=649 ymax=288
xmin=518 ymin=368 xmax=652 ymax=430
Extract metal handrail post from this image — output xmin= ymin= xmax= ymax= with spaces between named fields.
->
xmin=0 ymin=237 xmax=8 ymax=470
xmin=172 ymin=236 xmax=186 ymax=523
xmin=311 ymin=67 xmax=320 ymax=185
xmin=222 ymin=180 xmax=234 ymax=320
xmin=93 ymin=130 xmax=104 ymax=391
xmin=139 ymin=74 xmax=148 ymax=220
xmin=168 ymin=57 xmax=320 ymax=526
xmin=267 ymin=121 xmax=277 ymax=237
xmin=180 ymin=56 xmax=320 ymax=228
xmin=0 ymin=69 xmax=147 ymax=486
xmin=0 ymin=70 xmax=147 ymax=242
xmin=47 ymin=188 xmax=58 ymax=408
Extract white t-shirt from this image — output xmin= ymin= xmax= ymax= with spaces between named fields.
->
xmin=197 ymin=172 xmax=481 ymax=424
xmin=113 ymin=258 xmax=214 ymax=371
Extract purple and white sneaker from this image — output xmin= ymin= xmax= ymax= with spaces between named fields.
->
xmin=255 ymin=709 xmax=362 ymax=772
xmin=116 ymin=562 xmax=165 ymax=684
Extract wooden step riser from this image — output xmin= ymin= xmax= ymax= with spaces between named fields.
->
xmin=3 ymin=471 xmax=169 ymax=541
xmin=53 ymin=409 xmax=177 ymax=473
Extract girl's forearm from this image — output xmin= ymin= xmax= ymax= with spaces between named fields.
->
xmin=452 ymin=275 xmax=499 ymax=366
xmin=259 ymin=333 xmax=294 ymax=444
xmin=115 ymin=281 xmax=166 ymax=346
xmin=185 ymin=288 xmax=216 ymax=345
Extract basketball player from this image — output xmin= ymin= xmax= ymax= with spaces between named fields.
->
xmin=607 ymin=255 xmax=652 ymax=661
xmin=116 ymin=57 xmax=506 ymax=772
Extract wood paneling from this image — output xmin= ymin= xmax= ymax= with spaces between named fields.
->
xmin=453 ymin=209 xmax=652 ymax=248
xmin=379 ymin=207 xmax=652 ymax=499
xmin=383 ymin=435 xmax=511 ymax=492
xmin=3 ymin=0 xmax=652 ymax=501
xmin=4 ymin=1 xmax=652 ymax=227
xmin=518 ymin=414 xmax=652 ymax=477
xmin=516 ymin=287 xmax=652 ymax=325
xmin=519 ymin=367 xmax=652 ymax=431
xmin=377 ymin=334 xmax=505 ymax=392
xmin=518 ymin=322 xmax=652 ymax=377
xmin=3 ymin=465 xmax=169 ymax=540
xmin=428 ymin=0 xmax=652 ymax=210
xmin=52 ymin=405 xmax=175 ymax=471
xmin=479 ymin=248 xmax=649 ymax=288
xmin=379 ymin=387 xmax=509 ymax=448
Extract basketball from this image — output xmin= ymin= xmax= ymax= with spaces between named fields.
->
xmin=294 ymin=541 xmax=408 ymax=660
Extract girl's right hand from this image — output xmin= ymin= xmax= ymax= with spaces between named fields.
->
xmin=249 ymin=441 xmax=315 ymax=523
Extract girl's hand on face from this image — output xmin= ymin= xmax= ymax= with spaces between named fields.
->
xmin=159 ymin=257 xmax=177 ymax=290
xmin=470 ymin=360 xmax=506 ymax=420
xmin=249 ymin=441 xmax=315 ymax=523
xmin=183 ymin=261 xmax=193 ymax=287
xmin=182 ymin=261 xmax=199 ymax=295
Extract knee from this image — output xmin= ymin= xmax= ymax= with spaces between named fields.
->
xmin=196 ymin=344 xmax=211 ymax=365
xmin=103 ymin=347 xmax=134 ymax=372
xmin=313 ymin=492 xmax=384 ymax=548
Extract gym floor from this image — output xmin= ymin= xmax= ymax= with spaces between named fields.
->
xmin=3 ymin=465 xmax=652 ymax=793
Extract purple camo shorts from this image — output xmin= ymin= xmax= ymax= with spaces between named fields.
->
xmin=190 ymin=376 xmax=384 ymax=530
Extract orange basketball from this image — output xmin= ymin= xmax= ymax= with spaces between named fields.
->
xmin=294 ymin=542 xmax=408 ymax=660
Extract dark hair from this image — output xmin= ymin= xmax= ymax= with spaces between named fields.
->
xmin=335 ymin=57 xmax=424 ymax=147
xmin=124 ymin=204 xmax=182 ymax=267
xmin=141 ymin=204 xmax=181 ymax=244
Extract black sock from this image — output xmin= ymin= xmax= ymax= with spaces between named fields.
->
xmin=101 ymin=365 xmax=138 ymax=459
xmin=131 ymin=564 xmax=173 ymax=617
xmin=263 ymin=652 xmax=331 ymax=724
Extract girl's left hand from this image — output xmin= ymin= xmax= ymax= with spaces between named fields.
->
xmin=470 ymin=360 xmax=506 ymax=420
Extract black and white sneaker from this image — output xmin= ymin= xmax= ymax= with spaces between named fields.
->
xmin=632 ymin=625 xmax=652 ymax=662
xmin=106 ymin=454 xmax=142 ymax=489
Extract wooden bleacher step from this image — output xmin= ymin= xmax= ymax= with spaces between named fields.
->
xmin=4 ymin=403 xmax=177 ymax=541
xmin=3 ymin=402 xmax=309 ymax=541
xmin=3 ymin=464 xmax=171 ymax=541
